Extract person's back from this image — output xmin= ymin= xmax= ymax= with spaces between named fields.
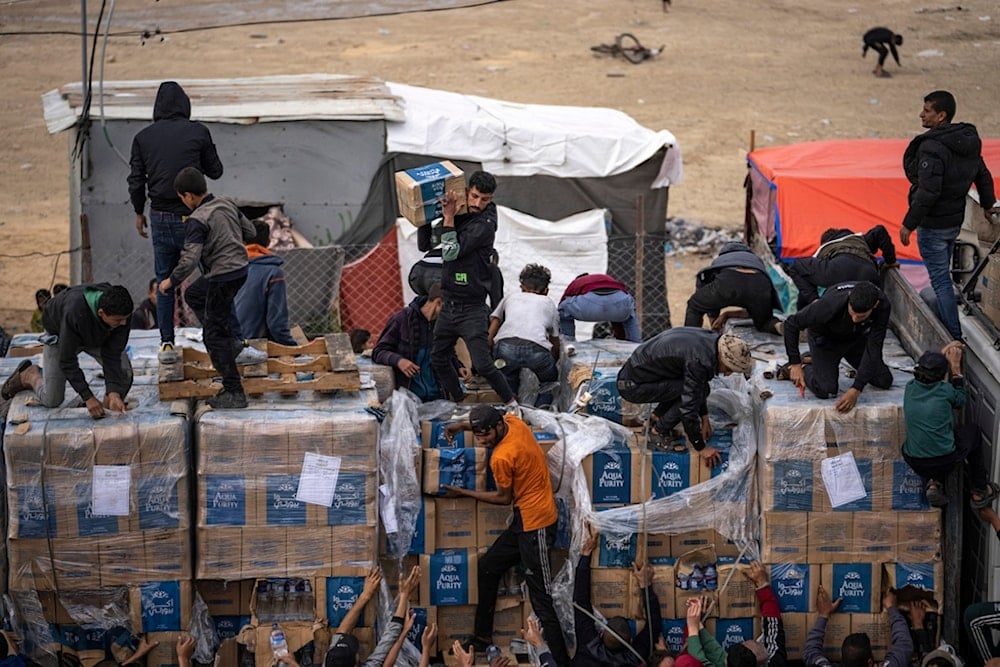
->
xmin=623 ymin=327 xmax=717 ymax=384
xmin=235 ymin=219 xmax=296 ymax=345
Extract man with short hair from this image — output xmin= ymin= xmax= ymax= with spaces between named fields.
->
xmin=686 ymin=242 xmax=783 ymax=335
xmin=804 ymin=586 xmax=911 ymax=667
xmin=559 ymin=272 xmax=641 ymax=342
xmin=899 ymin=90 xmax=999 ymax=341
xmin=787 ymin=226 xmax=897 ymax=309
xmin=616 ymin=329 xmax=753 ymax=466
xmin=159 ymin=167 xmax=256 ymax=409
xmin=429 ymin=171 xmax=516 ymax=406
xmin=372 ymin=282 xmax=468 ymax=401
xmin=2 ymin=283 xmax=134 ymax=419
xmin=442 ymin=405 xmax=569 ymax=666
xmin=131 ymin=278 xmax=159 ymax=330
xmin=862 ymin=27 xmax=903 ymax=77
xmin=489 ymin=263 xmax=561 ymax=407
xmin=781 ymin=281 xmax=892 ymax=413
xmin=128 ymin=81 xmax=224 ymax=362
xmin=234 ymin=219 xmax=297 ymax=346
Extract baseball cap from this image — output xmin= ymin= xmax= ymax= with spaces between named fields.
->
xmin=326 ymin=633 xmax=360 ymax=667
xmin=718 ymin=333 xmax=753 ymax=378
xmin=469 ymin=404 xmax=504 ymax=435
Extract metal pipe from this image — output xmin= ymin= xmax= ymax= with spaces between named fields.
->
xmin=80 ymin=0 xmax=88 ymax=101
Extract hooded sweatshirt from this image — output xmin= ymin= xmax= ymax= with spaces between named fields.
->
xmin=128 ymin=81 xmax=224 ymax=216
xmin=234 ymin=244 xmax=296 ymax=346
xmin=902 ymin=122 xmax=996 ymax=231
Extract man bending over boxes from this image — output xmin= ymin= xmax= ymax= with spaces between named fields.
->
xmin=804 ymin=586 xmax=911 ymax=667
xmin=442 ymin=404 xmax=570 ymax=666
xmin=902 ymin=341 xmax=999 ymax=509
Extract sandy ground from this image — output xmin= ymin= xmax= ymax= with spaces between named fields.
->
xmin=1 ymin=0 xmax=999 ymax=334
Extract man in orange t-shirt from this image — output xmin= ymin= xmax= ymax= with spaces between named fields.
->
xmin=444 ymin=404 xmax=568 ymax=665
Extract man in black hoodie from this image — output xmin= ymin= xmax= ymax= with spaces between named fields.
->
xmin=685 ymin=242 xmax=783 ymax=335
xmin=128 ymin=81 xmax=225 ymax=362
xmin=1 ymin=284 xmax=133 ymax=419
xmin=899 ymin=90 xmax=998 ymax=341
xmin=787 ymin=226 xmax=897 ymax=309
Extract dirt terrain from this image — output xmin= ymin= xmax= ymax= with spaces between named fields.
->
xmin=1 ymin=0 xmax=999 ymax=332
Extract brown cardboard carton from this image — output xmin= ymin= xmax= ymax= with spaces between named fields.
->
xmin=40 ymin=537 xmax=102 ymax=590
xmin=242 ymin=527 xmax=288 ymax=578
xmin=853 ymin=512 xmax=897 ymax=562
xmin=781 ymin=612 xmax=810 ymax=661
xmin=896 ymin=512 xmax=942 ymax=563
xmin=436 ymin=604 xmax=477 ymax=653
xmin=644 ymin=533 xmax=672 ymax=563
xmin=671 ymin=530 xmax=715 ymax=556
xmin=817 ymin=612 xmax=852 ymax=662
xmin=253 ymin=622 xmax=317 ymax=667
xmin=197 ymin=579 xmax=246 ymax=616
xmin=315 ymin=566 xmax=378 ymax=627
xmin=99 ymin=534 xmax=145 ymax=586
xmin=716 ymin=562 xmax=757 ymax=617
xmin=492 ymin=600 xmax=525 ymax=647
xmin=198 ymin=472 xmax=255 ymax=528
xmin=851 ymin=613 xmax=891 ymax=658
xmin=36 ymin=591 xmax=76 ymax=624
xmin=883 ymin=561 xmax=944 ymax=610
xmin=821 ymin=563 xmax=882 ymax=614
xmin=381 ymin=555 xmax=421 ymax=603
xmin=421 ymin=420 xmax=468 ymax=449
xmin=761 ymin=512 xmax=808 ymax=562
xmin=45 ymin=428 xmax=94 ymax=471
xmin=435 ymin=498 xmax=478 ymax=549
xmin=145 ymin=632 xmax=183 ymax=667
xmin=144 ymin=528 xmax=192 ymax=580
xmin=197 ymin=419 xmax=246 ymax=471
xmin=330 ymin=525 xmax=377 ymax=566
xmin=93 ymin=422 xmax=139 ymax=465
xmin=590 ymin=567 xmax=633 ymax=619
xmin=477 ymin=501 xmax=512 ymax=548
xmin=583 ymin=449 xmax=646 ymax=506
xmin=420 ymin=549 xmax=479 ymax=607
xmin=807 ymin=512 xmax=854 ymax=563
xmin=395 ymin=161 xmax=466 ymax=227
xmin=136 ymin=461 xmax=190 ymax=533
xmin=129 ymin=581 xmax=193 ymax=634
xmin=675 ymin=590 xmax=719 ymax=619
xmin=649 ymin=564 xmax=676 ymax=621
xmin=196 ymin=527 xmax=242 ymax=579
xmin=287 ymin=528 xmax=334 ymax=576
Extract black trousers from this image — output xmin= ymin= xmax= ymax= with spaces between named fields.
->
xmin=431 ymin=301 xmax=513 ymax=403
xmin=803 ymin=333 xmax=892 ymax=399
xmin=196 ymin=276 xmax=246 ymax=392
xmin=685 ymin=270 xmax=780 ymax=334
xmin=184 ymin=276 xmax=242 ymax=341
xmin=788 ymin=255 xmax=880 ymax=309
xmin=904 ymin=423 xmax=988 ymax=490
xmin=616 ymin=369 xmax=687 ymax=433
xmin=474 ymin=510 xmax=569 ymax=666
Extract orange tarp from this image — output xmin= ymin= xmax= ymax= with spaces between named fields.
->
xmin=748 ymin=138 xmax=1000 ymax=262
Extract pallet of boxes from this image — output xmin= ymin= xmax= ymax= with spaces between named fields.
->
xmin=758 ymin=369 xmax=942 ymax=661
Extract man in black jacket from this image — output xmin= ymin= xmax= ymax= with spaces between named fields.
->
xmin=899 ymin=90 xmax=998 ymax=341
xmin=2 ymin=284 xmax=133 ymax=419
xmin=429 ymin=171 xmax=515 ymax=405
xmin=862 ymin=27 xmax=903 ymax=77
xmin=617 ymin=329 xmax=752 ymax=467
xmin=128 ymin=81 xmax=225 ymax=362
xmin=787 ymin=226 xmax=897 ymax=309
xmin=781 ymin=281 xmax=892 ymax=413
xmin=685 ymin=242 xmax=783 ymax=335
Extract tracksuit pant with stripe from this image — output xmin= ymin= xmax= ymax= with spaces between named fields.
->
xmin=474 ymin=508 xmax=569 ymax=666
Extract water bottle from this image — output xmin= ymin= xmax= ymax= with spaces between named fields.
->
xmin=299 ymin=580 xmax=314 ymax=620
xmin=285 ymin=580 xmax=300 ymax=621
xmin=258 ymin=581 xmax=272 ymax=622
xmin=270 ymin=622 xmax=289 ymax=659
xmin=486 ymin=644 xmax=503 ymax=663
xmin=690 ymin=564 xmax=704 ymax=591
xmin=704 ymin=563 xmax=718 ymax=591
xmin=677 ymin=571 xmax=690 ymax=590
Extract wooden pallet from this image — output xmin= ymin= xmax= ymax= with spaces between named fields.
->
xmin=157 ymin=333 xmax=360 ymax=400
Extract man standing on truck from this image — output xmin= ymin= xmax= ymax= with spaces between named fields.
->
xmin=899 ymin=90 xmax=999 ymax=341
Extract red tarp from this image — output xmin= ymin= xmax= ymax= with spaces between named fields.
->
xmin=338 ymin=229 xmax=403 ymax=344
xmin=748 ymin=138 xmax=1000 ymax=262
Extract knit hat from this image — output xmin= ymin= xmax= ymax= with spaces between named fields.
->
xmin=326 ymin=633 xmax=360 ymax=667
xmin=718 ymin=333 xmax=753 ymax=378
xmin=469 ymin=404 xmax=504 ymax=435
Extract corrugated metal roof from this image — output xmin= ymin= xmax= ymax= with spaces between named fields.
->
xmin=42 ymin=74 xmax=405 ymax=134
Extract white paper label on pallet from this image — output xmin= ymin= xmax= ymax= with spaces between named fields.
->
xmin=296 ymin=452 xmax=340 ymax=506
xmin=821 ymin=451 xmax=867 ymax=508
xmin=379 ymin=484 xmax=399 ymax=534
xmin=92 ymin=465 xmax=131 ymax=516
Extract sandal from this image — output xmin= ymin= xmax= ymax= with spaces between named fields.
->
xmin=970 ymin=482 xmax=1000 ymax=510
xmin=1 ymin=359 xmax=32 ymax=400
xmin=924 ymin=480 xmax=947 ymax=508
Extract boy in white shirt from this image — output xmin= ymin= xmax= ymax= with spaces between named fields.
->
xmin=488 ymin=264 xmax=561 ymax=407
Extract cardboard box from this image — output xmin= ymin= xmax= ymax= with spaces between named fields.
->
xmin=136 ymin=463 xmax=187 ymax=532
xmin=492 ymin=600 xmax=524 ymax=647
xmin=287 ymin=528 xmax=334 ymax=575
xmin=145 ymin=631 xmax=183 ymax=667
xmin=590 ymin=567 xmax=633 ymax=619
xmin=853 ymin=512 xmax=897 ymax=562
xmin=675 ymin=590 xmax=719 ymax=619
xmin=761 ymin=512 xmax=808 ymax=562
xmin=477 ymin=501 xmax=511 ymax=548
xmin=645 ymin=533 xmax=672 ymax=563
xmin=885 ymin=461 xmax=931 ymax=511
xmin=35 ymin=537 xmax=102 ymax=590
xmin=422 ymin=448 xmax=488 ymax=496
xmin=395 ymin=161 xmax=466 ymax=227
xmin=330 ymin=525 xmax=377 ymax=567
xmin=814 ymin=456 xmax=875 ymax=513
xmin=716 ymin=559 xmax=758 ymax=617
xmin=981 ymin=254 xmax=1000 ymax=326
xmin=597 ymin=529 xmax=640 ymax=569
xmin=99 ymin=535 xmax=145 ymax=586
xmin=770 ymin=563 xmax=818 ymax=613
xmin=822 ymin=562 xmax=882 ymax=614
xmin=197 ymin=580 xmax=249 ymax=616
xmin=807 ymin=512 xmax=854 ymax=563
xmin=196 ymin=527 xmax=243 ymax=579
xmin=760 ymin=459 xmax=816 ymax=512
xmin=389 ymin=496 xmax=435 ymax=556
xmin=781 ymin=612 xmax=810 ymax=661
xmin=435 ymin=498 xmax=478 ymax=549
xmin=436 ymin=604 xmax=477 ymax=653
xmin=93 ymin=424 xmax=139 ymax=465
xmin=714 ymin=617 xmax=758 ymax=651
xmin=380 ymin=555 xmax=421 ymax=604
xmin=144 ymin=528 xmax=191 ymax=580
xmin=420 ymin=549 xmax=479 ymax=606
xmin=200 ymin=473 xmax=255 ymax=527
xmin=583 ymin=447 xmax=645 ymax=505
xmin=884 ymin=562 xmax=945 ymax=609
xmin=851 ymin=614 xmax=891 ymax=658
xmin=256 ymin=473 xmax=309 ymax=527
xmin=323 ymin=470 xmax=377 ymax=527
xmin=421 ymin=420 xmax=468 ymax=449
xmin=319 ymin=567 xmax=377 ymax=628
xmin=242 ymin=527 xmax=287 ymax=578
xmin=661 ymin=618 xmax=687 ymax=655
xmin=130 ymin=581 xmax=193 ymax=632
xmin=672 ymin=530 xmax=715 ymax=556
xmin=816 ymin=611 xmax=852 ymax=661
xmin=252 ymin=622 xmax=317 ymax=667
xmin=649 ymin=564 xmax=676 ymax=621
xmin=896 ymin=512 xmax=942 ymax=563
xmin=584 ymin=371 xmax=645 ymax=427
xmin=648 ymin=450 xmax=696 ymax=499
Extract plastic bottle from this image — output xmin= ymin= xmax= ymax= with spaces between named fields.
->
xmin=299 ymin=580 xmax=314 ymax=620
xmin=270 ymin=622 xmax=289 ymax=659
xmin=704 ymin=563 xmax=718 ymax=591
xmin=258 ymin=581 xmax=272 ymax=622
xmin=486 ymin=645 xmax=502 ymax=663
xmin=690 ymin=564 xmax=704 ymax=591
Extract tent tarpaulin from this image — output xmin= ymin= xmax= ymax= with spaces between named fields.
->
xmin=748 ymin=138 xmax=1000 ymax=262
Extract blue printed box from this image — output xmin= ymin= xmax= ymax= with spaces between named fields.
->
xmin=889 ymin=562 xmax=942 ymax=597
xmin=137 ymin=472 xmax=181 ymax=531
xmin=422 ymin=448 xmax=487 ymax=496
xmin=261 ymin=474 xmax=306 ymax=526
xmin=395 ymin=161 xmax=466 ymax=226
xmin=326 ymin=472 xmax=375 ymax=526
xmin=419 ymin=549 xmax=479 ymax=606
xmin=822 ymin=563 xmax=880 ymax=613
xmin=213 ymin=615 xmax=250 ymax=640
xmin=324 ymin=574 xmax=368 ymax=628
xmin=584 ymin=448 xmax=643 ymax=505
xmin=421 ymin=421 xmax=468 ymax=449
xmin=832 ymin=457 xmax=873 ymax=512
xmin=650 ymin=450 xmax=693 ymax=499
xmin=202 ymin=474 xmax=251 ymax=526
xmin=770 ymin=563 xmax=818 ymax=613
xmin=889 ymin=461 xmax=931 ymax=511
xmin=595 ymin=506 xmax=639 ymax=567
xmin=661 ymin=619 xmax=687 ymax=656
xmin=585 ymin=372 xmax=641 ymax=425
xmin=763 ymin=460 xmax=814 ymax=512
xmin=133 ymin=581 xmax=191 ymax=632
xmin=716 ymin=618 xmax=755 ymax=650
xmin=14 ymin=484 xmax=57 ymax=538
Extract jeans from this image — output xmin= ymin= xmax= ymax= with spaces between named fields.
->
xmin=558 ymin=290 xmax=641 ymax=342
xmin=917 ymin=225 xmax=962 ymax=340
xmin=494 ymin=338 xmax=558 ymax=407
xmin=185 ymin=276 xmax=242 ymax=341
xmin=150 ymin=210 xmax=188 ymax=345
xmin=202 ymin=277 xmax=247 ymax=392
xmin=40 ymin=340 xmax=133 ymax=407
xmin=431 ymin=301 xmax=513 ymax=403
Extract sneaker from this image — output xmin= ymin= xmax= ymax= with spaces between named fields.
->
xmin=158 ymin=342 xmax=181 ymax=364
xmin=207 ymin=389 xmax=248 ymax=409
xmin=235 ymin=345 xmax=268 ymax=365
xmin=1 ymin=359 xmax=32 ymax=400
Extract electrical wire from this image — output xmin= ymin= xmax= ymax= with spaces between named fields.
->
xmin=98 ymin=0 xmax=129 ymax=165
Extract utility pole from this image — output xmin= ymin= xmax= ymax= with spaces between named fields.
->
xmin=80 ymin=0 xmax=88 ymax=98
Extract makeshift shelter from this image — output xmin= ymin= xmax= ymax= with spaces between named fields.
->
xmin=42 ymin=74 xmax=681 ymax=338
xmin=747 ymin=138 xmax=1000 ymax=262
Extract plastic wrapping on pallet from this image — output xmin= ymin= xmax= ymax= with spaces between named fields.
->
xmin=562 ymin=338 xmax=644 ymax=425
